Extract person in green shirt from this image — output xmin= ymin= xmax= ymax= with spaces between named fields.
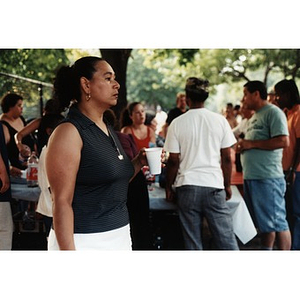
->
xmin=237 ymin=80 xmax=291 ymax=250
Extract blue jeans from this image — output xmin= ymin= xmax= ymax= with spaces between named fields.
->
xmin=292 ymin=172 xmax=300 ymax=250
xmin=176 ymin=185 xmax=239 ymax=250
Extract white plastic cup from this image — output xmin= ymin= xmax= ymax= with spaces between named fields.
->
xmin=145 ymin=147 xmax=162 ymax=175
xmin=20 ymin=170 xmax=27 ymax=179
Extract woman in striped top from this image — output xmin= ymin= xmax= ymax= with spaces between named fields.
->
xmin=46 ymin=56 xmax=148 ymax=250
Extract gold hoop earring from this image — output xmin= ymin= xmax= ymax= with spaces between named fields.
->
xmin=86 ymin=93 xmax=91 ymax=101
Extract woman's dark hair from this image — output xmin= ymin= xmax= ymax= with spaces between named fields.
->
xmin=127 ymin=102 xmax=141 ymax=116
xmin=119 ymin=102 xmax=141 ymax=128
xmin=119 ymin=107 xmax=131 ymax=128
xmin=145 ymin=113 xmax=155 ymax=126
xmin=185 ymin=77 xmax=209 ymax=102
xmin=53 ymin=56 xmax=104 ymax=111
xmin=103 ymin=109 xmax=119 ymax=131
xmin=1 ymin=93 xmax=23 ymax=113
xmin=44 ymin=98 xmax=63 ymax=115
xmin=37 ymin=113 xmax=65 ymax=153
xmin=274 ymin=79 xmax=300 ymax=108
xmin=244 ymin=81 xmax=267 ymax=100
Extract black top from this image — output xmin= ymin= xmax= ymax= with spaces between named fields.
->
xmin=36 ymin=113 xmax=64 ymax=155
xmin=62 ymin=106 xmax=134 ymax=234
xmin=166 ymin=107 xmax=185 ymax=125
xmin=0 ymin=123 xmax=11 ymax=202
xmin=1 ymin=116 xmax=34 ymax=170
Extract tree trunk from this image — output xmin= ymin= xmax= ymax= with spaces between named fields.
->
xmin=100 ymin=49 xmax=132 ymax=119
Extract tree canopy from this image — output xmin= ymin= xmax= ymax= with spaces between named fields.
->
xmin=1 ymin=48 xmax=299 ymax=119
xmin=127 ymin=49 xmax=300 ymax=112
xmin=0 ymin=49 xmax=69 ymax=119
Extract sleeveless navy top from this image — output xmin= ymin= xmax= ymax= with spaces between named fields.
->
xmin=62 ymin=106 xmax=134 ymax=234
xmin=1 ymin=116 xmax=34 ymax=170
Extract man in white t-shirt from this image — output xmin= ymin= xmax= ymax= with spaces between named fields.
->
xmin=164 ymin=77 xmax=239 ymax=250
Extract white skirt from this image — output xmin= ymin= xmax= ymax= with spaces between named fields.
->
xmin=48 ymin=224 xmax=132 ymax=250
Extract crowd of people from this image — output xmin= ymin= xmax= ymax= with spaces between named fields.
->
xmin=0 ymin=55 xmax=299 ymax=251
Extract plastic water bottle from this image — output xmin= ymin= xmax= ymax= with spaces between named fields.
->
xmin=27 ymin=151 xmax=39 ymax=187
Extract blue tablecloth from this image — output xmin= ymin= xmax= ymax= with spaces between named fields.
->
xmin=148 ymin=183 xmax=177 ymax=211
xmin=10 ymin=179 xmax=175 ymax=208
xmin=10 ymin=177 xmax=41 ymax=202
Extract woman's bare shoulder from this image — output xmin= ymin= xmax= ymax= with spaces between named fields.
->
xmin=121 ymin=126 xmax=132 ymax=134
xmin=48 ymin=122 xmax=82 ymax=149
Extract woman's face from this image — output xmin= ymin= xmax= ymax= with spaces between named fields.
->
xmin=130 ymin=103 xmax=146 ymax=125
xmin=10 ymin=99 xmax=23 ymax=117
xmin=86 ymin=60 xmax=120 ymax=108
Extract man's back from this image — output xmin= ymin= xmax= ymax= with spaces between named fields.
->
xmin=164 ymin=108 xmax=236 ymax=189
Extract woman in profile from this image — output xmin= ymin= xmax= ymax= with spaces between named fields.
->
xmin=46 ymin=56 xmax=147 ymax=250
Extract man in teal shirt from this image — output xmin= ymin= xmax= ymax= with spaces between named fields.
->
xmin=237 ymin=80 xmax=291 ymax=250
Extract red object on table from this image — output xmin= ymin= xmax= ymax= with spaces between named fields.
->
xmin=230 ymin=148 xmax=244 ymax=195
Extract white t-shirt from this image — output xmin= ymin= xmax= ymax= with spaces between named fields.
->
xmin=36 ymin=146 xmax=53 ymax=217
xmin=164 ymin=108 xmax=236 ymax=189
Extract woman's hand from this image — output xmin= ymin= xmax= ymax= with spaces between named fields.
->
xmin=10 ymin=166 xmax=22 ymax=177
xmin=137 ymin=147 xmax=147 ymax=167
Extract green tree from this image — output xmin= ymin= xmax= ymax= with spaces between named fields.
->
xmin=0 ymin=49 xmax=69 ymax=92
xmin=150 ymin=48 xmax=300 ymax=85
xmin=127 ymin=49 xmax=300 ymax=112
xmin=2 ymin=48 xmax=300 ymax=119
xmin=127 ymin=49 xmax=186 ymax=112
xmin=0 ymin=49 xmax=69 ymax=118
xmin=215 ymin=49 xmax=300 ymax=85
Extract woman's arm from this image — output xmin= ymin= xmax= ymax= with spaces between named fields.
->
xmin=2 ymin=124 xmax=22 ymax=177
xmin=2 ymin=124 xmax=10 ymax=144
xmin=14 ymin=118 xmax=41 ymax=156
xmin=46 ymin=123 xmax=82 ymax=250
xmin=0 ymin=153 xmax=10 ymax=193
